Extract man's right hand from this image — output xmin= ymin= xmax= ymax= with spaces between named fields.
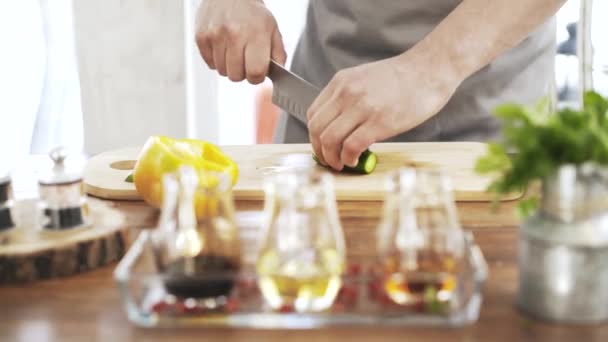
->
xmin=195 ymin=0 xmax=286 ymax=84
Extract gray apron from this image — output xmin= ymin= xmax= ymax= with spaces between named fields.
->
xmin=274 ymin=0 xmax=556 ymax=143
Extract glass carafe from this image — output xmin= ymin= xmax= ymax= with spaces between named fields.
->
xmin=256 ymin=169 xmax=346 ymax=313
xmin=154 ymin=166 xmax=241 ymax=305
xmin=376 ymin=168 xmax=465 ymax=311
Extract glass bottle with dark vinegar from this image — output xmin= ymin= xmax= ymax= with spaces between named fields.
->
xmin=155 ymin=166 xmax=241 ymax=304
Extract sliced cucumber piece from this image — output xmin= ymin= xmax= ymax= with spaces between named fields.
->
xmin=345 ymin=149 xmax=377 ymax=174
xmin=312 ymin=149 xmax=377 ymax=174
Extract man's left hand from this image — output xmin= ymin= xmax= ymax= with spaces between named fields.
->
xmin=307 ymin=52 xmax=461 ymax=171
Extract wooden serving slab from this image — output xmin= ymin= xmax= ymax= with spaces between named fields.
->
xmin=0 ymin=199 xmax=128 ymax=285
xmin=83 ymin=142 xmax=520 ymax=203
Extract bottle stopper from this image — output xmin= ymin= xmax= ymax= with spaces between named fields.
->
xmin=38 ymin=147 xmax=82 ymax=186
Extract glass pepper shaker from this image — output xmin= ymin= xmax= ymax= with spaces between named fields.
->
xmin=38 ymin=147 xmax=89 ymax=231
xmin=156 ymin=166 xmax=241 ymax=306
xmin=0 ymin=172 xmax=16 ymax=234
xmin=256 ymin=168 xmax=346 ymax=313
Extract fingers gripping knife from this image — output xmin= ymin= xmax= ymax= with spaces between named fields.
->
xmin=266 ymin=60 xmax=378 ymax=174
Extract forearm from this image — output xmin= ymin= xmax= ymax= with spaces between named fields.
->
xmin=404 ymin=0 xmax=566 ymax=82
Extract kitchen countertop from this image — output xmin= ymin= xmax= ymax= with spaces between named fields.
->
xmin=2 ymin=198 xmax=608 ymax=342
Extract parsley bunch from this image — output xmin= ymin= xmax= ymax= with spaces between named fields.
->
xmin=475 ymin=91 xmax=608 ymax=217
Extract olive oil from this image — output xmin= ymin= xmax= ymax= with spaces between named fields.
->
xmin=256 ymin=169 xmax=347 ymax=312
xmin=256 ymin=248 xmax=344 ymax=312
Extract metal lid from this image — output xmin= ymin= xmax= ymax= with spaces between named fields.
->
xmin=541 ymin=163 xmax=608 ymax=223
xmin=38 ymin=147 xmax=83 ymax=185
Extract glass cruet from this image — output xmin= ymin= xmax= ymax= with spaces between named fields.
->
xmin=376 ymin=168 xmax=465 ymax=311
xmin=255 ymin=168 xmax=346 ymax=313
xmin=154 ymin=166 xmax=241 ymax=306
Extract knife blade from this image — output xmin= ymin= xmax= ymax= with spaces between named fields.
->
xmin=267 ymin=60 xmax=320 ymax=124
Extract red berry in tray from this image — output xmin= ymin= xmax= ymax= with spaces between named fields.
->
xmin=278 ymin=304 xmax=294 ymax=313
xmin=236 ymin=278 xmax=259 ymax=298
xmin=225 ymin=297 xmax=240 ymax=313
xmin=378 ymin=291 xmax=393 ymax=306
xmin=151 ymin=300 xmax=170 ymax=313
xmin=346 ymin=263 xmax=361 ymax=277
xmin=172 ymin=300 xmax=188 ymax=315
xmin=367 ymin=278 xmax=382 ymax=300
xmin=338 ymin=285 xmax=358 ymax=301
xmin=346 ymin=285 xmax=359 ymax=297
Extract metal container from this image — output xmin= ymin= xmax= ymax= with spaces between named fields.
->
xmin=518 ymin=163 xmax=608 ymax=323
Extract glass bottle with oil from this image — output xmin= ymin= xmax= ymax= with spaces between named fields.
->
xmin=256 ymin=169 xmax=346 ymax=313
xmin=376 ymin=168 xmax=465 ymax=312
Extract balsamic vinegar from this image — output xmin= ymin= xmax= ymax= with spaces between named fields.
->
xmin=164 ymin=254 xmax=238 ymax=299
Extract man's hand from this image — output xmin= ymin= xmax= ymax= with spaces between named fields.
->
xmin=307 ymin=0 xmax=565 ymax=171
xmin=195 ymin=0 xmax=286 ymax=84
xmin=307 ymin=51 xmax=460 ymax=171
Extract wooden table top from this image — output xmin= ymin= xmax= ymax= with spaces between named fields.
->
xmin=1 ymin=199 xmax=608 ymax=342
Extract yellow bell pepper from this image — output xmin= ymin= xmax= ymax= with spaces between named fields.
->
xmin=132 ymin=136 xmax=238 ymax=211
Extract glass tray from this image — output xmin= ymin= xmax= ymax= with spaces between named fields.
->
xmin=114 ymin=212 xmax=488 ymax=329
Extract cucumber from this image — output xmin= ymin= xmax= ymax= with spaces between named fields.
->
xmin=312 ymin=149 xmax=377 ymax=174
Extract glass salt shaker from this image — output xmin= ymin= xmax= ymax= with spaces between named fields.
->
xmin=376 ymin=168 xmax=465 ymax=312
xmin=256 ymin=168 xmax=346 ymax=313
xmin=38 ymin=147 xmax=89 ymax=231
xmin=0 ymin=172 xmax=16 ymax=234
xmin=156 ymin=166 xmax=241 ymax=307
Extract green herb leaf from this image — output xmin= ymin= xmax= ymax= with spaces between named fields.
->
xmin=424 ymin=285 xmax=443 ymax=314
xmin=516 ymin=197 xmax=539 ymax=219
xmin=476 ymin=91 xmax=608 ymax=217
xmin=125 ymin=173 xmax=134 ymax=183
xmin=475 ymin=143 xmax=510 ymax=174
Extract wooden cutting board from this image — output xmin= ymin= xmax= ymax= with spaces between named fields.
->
xmin=84 ymin=142 xmax=519 ymax=202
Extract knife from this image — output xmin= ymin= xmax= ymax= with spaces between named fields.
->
xmin=267 ymin=60 xmax=320 ymax=124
